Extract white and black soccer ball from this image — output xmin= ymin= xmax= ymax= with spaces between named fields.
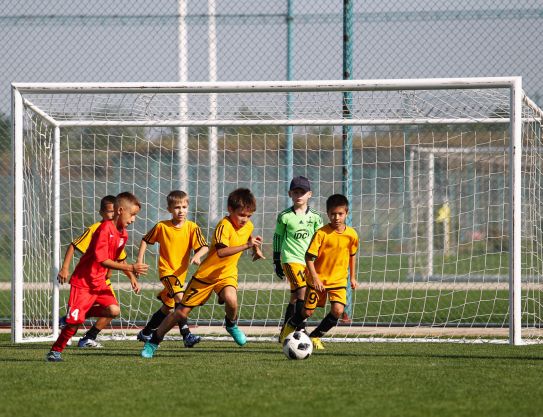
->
xmin=282 ymin=331 xmax=313 ymax=360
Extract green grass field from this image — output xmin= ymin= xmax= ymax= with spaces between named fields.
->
xmin=1 ymin=334 xmax=542 ymax=417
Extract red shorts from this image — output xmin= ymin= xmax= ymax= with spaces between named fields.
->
xmin=66 ymin=284 xmax=118 ymax=325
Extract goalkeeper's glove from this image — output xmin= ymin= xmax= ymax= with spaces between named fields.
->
xmin=273 ymin=253 xmax=285 ymax=279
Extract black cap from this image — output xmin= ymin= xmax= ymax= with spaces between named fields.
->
xmin=289 ymin=176 xmax=311 ymax=192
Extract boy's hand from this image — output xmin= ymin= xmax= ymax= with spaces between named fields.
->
xmin=132 ymin=262 xmax=149 ymax=275
xmin=247 ymin=235 xmax=263 ymax=248
xmin=274 ymin=261 xmax=285 ymax=279
xmin=252 ymin=245 xmax=266 ymax=262
xmin=313 ymin=276 xmax=325 ymax=292
xmin=57 ymin=268 xmax=69 ymax=284
xmin=190 ymin=255 xmax=202 ymax=265
xmin=131 ymin=278 xmax=142 ymax=294
xmin=350 ymin=279 xmax=358 ymax=290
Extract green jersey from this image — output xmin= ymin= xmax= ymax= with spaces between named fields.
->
xmin=273 ymin=206 xmax=323 ymax=265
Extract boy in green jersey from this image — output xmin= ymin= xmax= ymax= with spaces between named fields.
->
xmin=273 ymin=176 xmax=323 ymax=341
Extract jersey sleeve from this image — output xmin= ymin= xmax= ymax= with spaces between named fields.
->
xmin=71 ymin=224 xmax=97 ymax=254
xmin=314 ymin=213 xmax=324 ymax=232
xmin=272 ymin=214 xmax=286 ymax=255
xmin=350 ymin=230 xmax=359 ymax=256
xmin=306 ymin=229 xmax=323 ymax=259
xmin=142 ymin=223 xmax=160 ymax=244
xmin=214 ymin=221 xmax=232 ymax=248
xmin=191 ymin=223 xmax=208 ymax=251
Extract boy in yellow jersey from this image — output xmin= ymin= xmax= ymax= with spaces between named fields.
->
xmin=274 ymin=176 xmax=323 ymax=341
xmin=136 ymin=190 xmax=208 ymax=347
xmin=141 ymin=188 xmax=265 ymax=358
xmin=281 ymin=194 xmax=358 ymax=350
xmin=57 ymin=195 xmax=140 ymax=348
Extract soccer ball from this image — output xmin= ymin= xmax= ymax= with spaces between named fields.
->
xmin=282 ymin=331 xmax=313 ymax=360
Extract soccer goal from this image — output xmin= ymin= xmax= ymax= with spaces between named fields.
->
xmin=11 ymin=77 xmax=543 ymax=345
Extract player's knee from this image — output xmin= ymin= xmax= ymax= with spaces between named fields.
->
xmin=304 ymin=308 xmax=314 ymax=318
xmin=330 ymin=303 xmax=344 ymax=318
xmin=108 ymin=304 xmax=121 ymax=318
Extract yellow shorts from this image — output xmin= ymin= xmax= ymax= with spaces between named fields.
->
xmin=282 ymin=263 xmax=308 ymax=291
xmin=304 ymin=286 xmax=347 ymax=310
xmin=181 ymin=276 xmax=238 ymax=307
xmin=157 ymin=275 xmax=185 ymax=309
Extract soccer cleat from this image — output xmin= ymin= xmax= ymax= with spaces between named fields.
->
xmin=279 ymin=322 xmax=296 ymax=344
xmin=226 ymin=325 xmax=247 ymax=346
xmin=77 ymin=337 xmax=103 ymax=348
xmin=183 ymin=333 xmax=201 ymax=348
xmin=311 ymin=337 xmax=325 ymax=350
xmin=141 ymin=341 xmax=159 ymax=359
xmin=46 ymin=350 xmax=63 ymax=362
xmin=136 ymin=330 xmax=152 ymax=343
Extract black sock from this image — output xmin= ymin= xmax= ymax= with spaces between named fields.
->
xmin=178 ymin=317 xmax=190 ymax=339
xmin=143 ymin=309 xmax=168 ymax=335
xmin=289 ymin=310 xmax=305 ymax=328
xmin=225 ymin=315 xmax=236 ymax=328
xmin=149 ymin=330 xmax=162 ymax=345
xmin=282 ymin=303 xmax=295 ymax=325
xmin=84 ymin=325 xmax=100 ymax=340
xmin=295 ymin=299 xmax=306 ymax=330
xmin=309 ymin=313 xmax=339 ymax=338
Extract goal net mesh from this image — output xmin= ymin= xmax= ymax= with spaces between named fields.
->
xmin=15 ymin=82 xmax=543 ymax=343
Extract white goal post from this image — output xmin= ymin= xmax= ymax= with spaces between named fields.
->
xmin=11 ymin=77 xmax=543 ymax=345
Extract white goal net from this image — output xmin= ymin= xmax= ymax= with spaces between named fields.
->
xmin=11 ymin=78 xmax=543 ymax=344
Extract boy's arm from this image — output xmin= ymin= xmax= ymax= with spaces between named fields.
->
xmin=117 ymin=259 xmax=142 ymax=294
xmin=137 ymin=240 xmax=148 ymax=264
xmin=190 ymin=245 xmax=209 ymax=265
xmin=305 ymin=254 xmax=324 ymax=292
xmin=272 ymin=216 xmax=286 ymax=278
xmin=349 ymin=254 xmax=357 ymax=289
xmin=216 ymin=235 xmax=263 ymax=258
xmin=57 ymin=244 xmax=76 ymax=284
xmin=101 ymin=259 xmax=149 ymax=276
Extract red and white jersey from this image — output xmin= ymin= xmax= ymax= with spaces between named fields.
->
xmin=70 ymin=220 xmax=128 ymax=289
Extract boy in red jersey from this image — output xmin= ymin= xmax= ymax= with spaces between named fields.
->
xmin=46 ymin=192 xmax=149 ymax=362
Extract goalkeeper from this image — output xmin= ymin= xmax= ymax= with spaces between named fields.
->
xmin=275 ymin=176 xmax=323 ymax=342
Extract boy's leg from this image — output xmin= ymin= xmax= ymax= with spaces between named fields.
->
xmin=141 ymin=305 xmax=193 ymax=358
xmin=308 ymin=300 xmax=344 ymax=350
xmin=47 ymin=323 xmax=80 ymax=361
xmin=221 ymin=285 xmax=246 ymax=346
xmin=78 ymin=286 xmax=120 ymax=348
xmin=280 ymin=285 xmax=318 ymax=342
xmin=138 ymin=304 xmax=170 ymax=342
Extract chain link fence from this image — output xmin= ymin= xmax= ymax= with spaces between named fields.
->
xmin=1 ymin=0 xmax=542 ymax=322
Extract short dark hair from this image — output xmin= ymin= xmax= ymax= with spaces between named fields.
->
xmin=167 ymin=190 xmax=188 ymax=207
xmin=115 ymin=191 xmax=141 ymax=209
xmin=100 ymin=195 xmax=116 ymax=212
xmin=227 ymin=188 xmax=256 ymax=212
xmin=326 ymin=194 xmax=349 ymax=212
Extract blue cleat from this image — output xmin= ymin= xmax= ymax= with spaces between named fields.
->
xmin=136 ymin=330 xmax=152 ymax=343
xmin=141 ymin=341 xmax=159 ymax=358
xmin=46 ymin=350 xmax=63 ymax=362
xmin=183 ymin=333 xmax=201 ymax=348
xmin=77 ymin=337 xmax=103 ymax=348
xmin=226 ymin=324 xmax=247 ymax=346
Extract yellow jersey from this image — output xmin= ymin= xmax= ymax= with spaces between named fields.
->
xmin=306 ymin=224 xmax=358 ymax=288
xmin=143 ymin=220 xmax=208 ymax=280
xmin=194 ymin=216 xmax=254 ymax=282
xmin=72 ymin=221 xmax=127 ymax=261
